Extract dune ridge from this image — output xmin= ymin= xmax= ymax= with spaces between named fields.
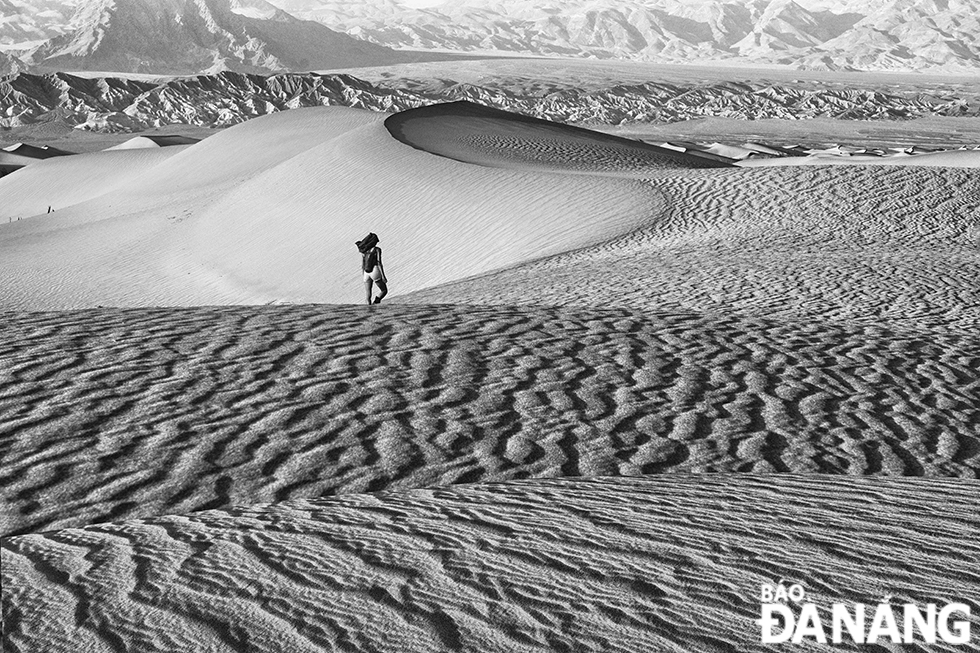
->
xmin=0 ymin=105 xmax=670 ymax=309
xmin=384 ymin=101 xmax=733 ymax=172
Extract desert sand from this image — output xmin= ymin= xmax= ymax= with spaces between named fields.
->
xmin=600 ymin=115 xmax=980 ymax=151
xmin=0 ymin=146 xmax=190 ymax=220
xmin=736 ymin=148 xmax=980 ymax=168
xmin=4 ymin=475 xmax=977 ymax=652
xmin=2 ymin=101 xmax=979 ymax=651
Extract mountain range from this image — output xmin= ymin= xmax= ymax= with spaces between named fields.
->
xmin=269 ymin=0 xmax=980 ymax=73
xmin=3 ymin=69 xmax=976 ymax=134
xmin=0 ymin=0 xmax=77 ymax=52
xmin=0 ymin=0 xmax=450 ymax=75
xmin=1 ymin=0 xmax=978 ymax=75
xmin=0 ymin=0 xmax=980 ymax=74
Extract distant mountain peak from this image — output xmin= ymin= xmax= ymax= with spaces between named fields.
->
xmin=228 ymin=0 xmax=289 ymax=20
xmin=2 ymin=0 xmax=978 ymax=74
xmin=10 ymin=0 xmax=429 ymax=74
xmin=265 ymin=0 xmax=980 ymax=73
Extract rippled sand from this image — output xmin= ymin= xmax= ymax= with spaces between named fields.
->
xmin=2 ymin=303 xmax=978 ymax=539
xmin=5 ymin=475 xmax=978 ymax=652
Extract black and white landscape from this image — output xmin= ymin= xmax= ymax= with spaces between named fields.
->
xmin=1 ymin=1 xmax=979 ymax=652
xmin=273 ymin=0 xmax=980 ymax=73
xmin=0 ymin=0 xmax=473 ymax=74
xmin=4 ymin=0 xmax=980 ymax=74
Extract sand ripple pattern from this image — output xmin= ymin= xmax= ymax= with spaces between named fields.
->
xmin=2 ymin=304 xmax=978 ymax=536
xmin=384 ymin=100 xmax=728 ymax=172
xmin=3 ymin=475 xmax=978 ymax=653
xmin=401 ymin=165 xmax=980 ymax=332
xmin=455 ymin=134 xmax=716 ymax=173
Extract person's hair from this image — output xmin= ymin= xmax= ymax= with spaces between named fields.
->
xmin=356 ymin=233 xmax=379 ymax=253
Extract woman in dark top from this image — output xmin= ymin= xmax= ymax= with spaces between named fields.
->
xmin=357 ymin=233 xmax=387 ymax=305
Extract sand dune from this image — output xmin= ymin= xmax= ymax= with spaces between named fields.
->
xmin=3 ymin=475 xmax=978 ymax=652
xmin=105 ymin=135 xmax=202 ymax=150
xmin=737 ymin=148 xmax=980 ymax=168
xmin=0 ymin=147 xmax=188 ymax=221
xmin=399 ymin=164 xmax=980 ymax=333
xmin=0 ymin=105 xmax=668 ymax=309
xmin=3 ymin=101 xmax=980 ymax=651
xmin=385 ymin=100 xmax=732 ymax=173
xmin=3 ymin=103 xmax=977 ymax=316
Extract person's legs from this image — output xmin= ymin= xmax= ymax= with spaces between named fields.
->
xmin=373 ymin=280 xmax=388 ymax=304
xmin=365 ymin=278 xmax=374 ymax=305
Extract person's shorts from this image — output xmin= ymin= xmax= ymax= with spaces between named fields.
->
xmin=363 ymin=268 xmax=383 ymax=283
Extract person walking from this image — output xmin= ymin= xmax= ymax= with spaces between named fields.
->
xmin=356 ymin=232 xmax=388 ymax=305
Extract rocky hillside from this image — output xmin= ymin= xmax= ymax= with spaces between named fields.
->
xmin=0 ymin=51 xmax=28 ymax=74
xmin=2 ymin=69 xmax=976 ymax=132
xmin=0 ymin=0 xmax=77 ymax=51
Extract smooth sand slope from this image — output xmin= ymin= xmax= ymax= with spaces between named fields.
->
xmin=2 ymin=102 xmax=980 ymax=652
xmin=0 ymin=147 xmax=189 ymax=221
xmin=0 ymin=105 xmax=671 ymax=309
xmin=105 ymin=135 xmax=202 ymax=150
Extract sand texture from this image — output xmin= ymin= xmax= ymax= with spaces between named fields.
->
xmin=737 ymin=149 xmax=980 ymax=168
xmin=384 ymin=101 xmax=731 ymax=172
xmin=397 ymin=164 xmax=980 ymax=334
xmin=3 ymin=475 xmax=978 ymax=653
xmin=3 ymin=303 xmax=978 ymax=537
xmin=2 ymin=101 xmax=980 ymax=651
xmin=602 ymin=115 xmax=980 ymax=151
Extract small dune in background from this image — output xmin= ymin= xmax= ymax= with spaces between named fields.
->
xmin=1 ymin=101 xmax=979 ymax=652
xmin=0 ymin=146 xmax=189 ymax=221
